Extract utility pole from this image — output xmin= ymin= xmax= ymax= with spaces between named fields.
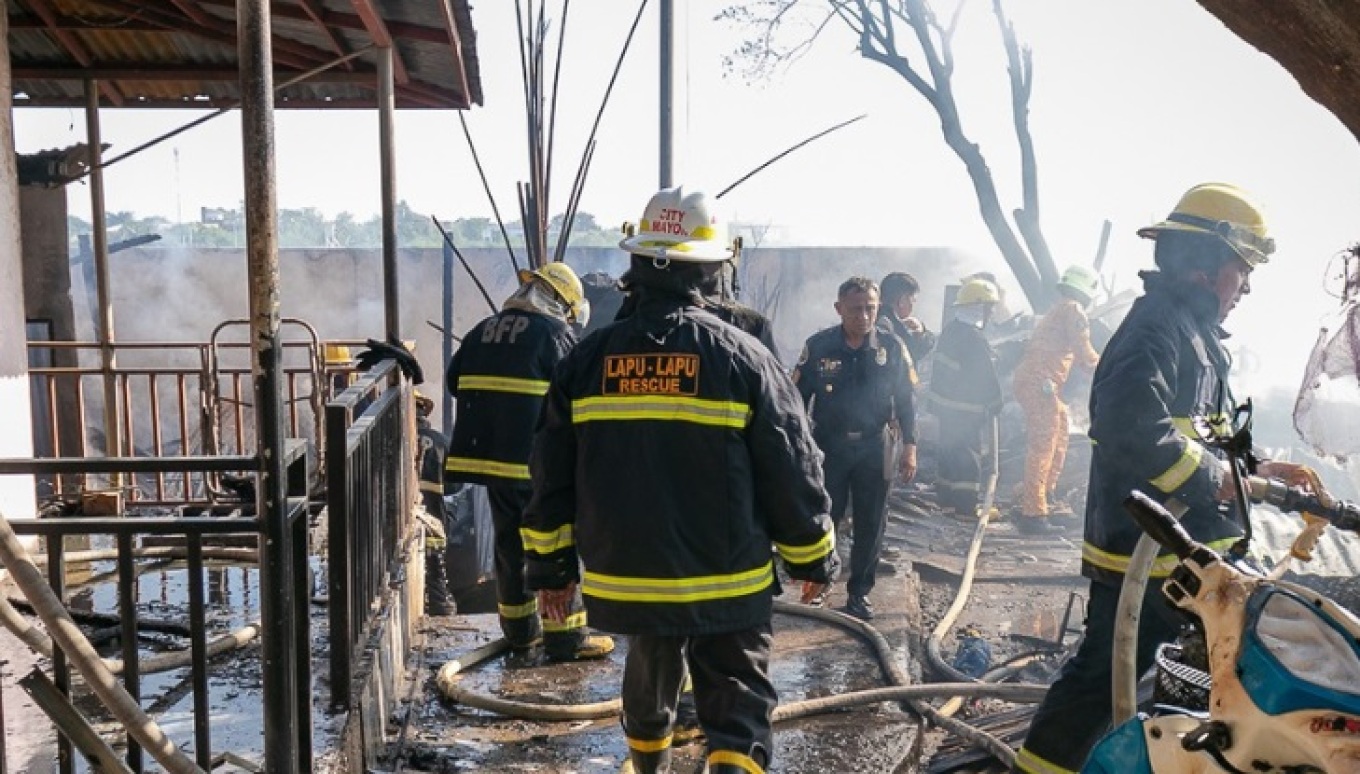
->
xmin=659 ymin=0 xmax=674 ymax=188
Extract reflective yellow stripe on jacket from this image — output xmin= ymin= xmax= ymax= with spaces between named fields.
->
xmin=521 ymin=524 xmax=575 ymax=554
xmin=1082 ymin=535 xmax=1239 ymax=578
xmin=445 ymin=456 xmax=530 ymax=480
xmin=774 ymin=531 xmax=835 ymax=565
xmin=571 ymin=396 xmax=751 ymax=429
xmin=458 ymin=374 xmax=551 ymax=396
xmin=582 ymin=562 xmax=774 ymax=603
xmin=926 ymin=392 xmax=988 ymax=414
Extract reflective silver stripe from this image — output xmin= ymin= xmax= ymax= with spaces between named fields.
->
xmin=775 ymin=531 xmax=835 ymax=564
xmin=571 ymin=396 xmax=751 ymax=429
xmin=582 ymin=562 xmax=774 ymax=603
xmin=926 ymin=391 xmax=987 ymax=414
xmin=521 ymin=524 xmax=575 ymax=554
xmin=499 ymin=598 xmax=538 ymax=619
xmin=1149 ymin=441 xmax=1203 ymax=494
xmin=445 ymin=456 xmax=531 ymax=480
xmin=458 ymin=374 xmax=550 ymax=396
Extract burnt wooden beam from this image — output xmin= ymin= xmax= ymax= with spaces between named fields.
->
xmin=294 ymin=0 xmax=354 ymax=70
xmin=438 ymin=0 xmax=472 ymax=106
xmin=13 ymin=63 xmax=379 ymax=82
xmin=15 ymin=0 xmax=124 ymax=104
xmin=348 ymin=0 xmax=410 ymax=84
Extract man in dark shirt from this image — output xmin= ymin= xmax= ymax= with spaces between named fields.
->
xmin=793 ymin=276 xmax=917 ymax=621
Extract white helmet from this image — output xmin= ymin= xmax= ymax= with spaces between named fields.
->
xmin=619 ymin=186 xmax=737 ymax=263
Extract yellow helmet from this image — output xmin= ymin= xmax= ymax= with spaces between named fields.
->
xmin=518 ymin=262 xmax=590 ymax=325
xmin=1058 ymin=265 xmax=1100 ymax=305
xmin=323 ymin=343 xmax=352 ymax=365
xmin=955 ymin=278 xmax=1001 ymax=306
xmin=413 ymin=390 xmax=435 ymax=416
xmin=1136 ymin=182 xmax=1274 ymax=267
xmin=619 ymin=186 xmax=737 ymax=263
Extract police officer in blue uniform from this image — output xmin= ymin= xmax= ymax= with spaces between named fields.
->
xmin=793 ymin=276 xmax=917 ymax=621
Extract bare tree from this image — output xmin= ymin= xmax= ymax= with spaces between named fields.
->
xmin=722 ymin=0 xmax=1061 ymax=310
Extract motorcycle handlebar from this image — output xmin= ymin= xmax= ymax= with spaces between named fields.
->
xmin=1123 ymin=491 xmax=1198 ymax=559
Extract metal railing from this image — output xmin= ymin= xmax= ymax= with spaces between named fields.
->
xmin=325 ymin=360 xmax=416 ymax=709
xmin=26 ymin=331 xmax=359 ymax=505
xmin=0 ymin=447 xmax=312 ymax=773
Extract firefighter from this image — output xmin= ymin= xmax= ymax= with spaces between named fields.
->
xmin=444 ymin=263 xmax=614 ymax=663
xmin=413 ymin=391 xmax=457 ymax=615
xmin=1010 ymin=265 xmax=1102 ymax=535
xmin=523 ymin=186 xmax=838 ymax=774
xmin=878 ymin=271 xmax=936 ymax=364
xmin=926 ymin=278 xmax=1004 ymax=516
xmin=1015 ymin=183 xmax=1312 ymax=773
xmin=793 ymin=276 xmax=917 ymax=621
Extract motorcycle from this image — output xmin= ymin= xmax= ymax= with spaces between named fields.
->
xmin=1083 ymin=479 xmax=1360 ymax=774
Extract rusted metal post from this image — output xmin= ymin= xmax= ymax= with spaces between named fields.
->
xmin=658 ymin=0 xmax=674 ymax=188
xmin=237 ymin=1 xmax=300 ymax=771
xmin=84 ymin=80 xmax=122 ymax=473
xmin=378 ymin=46 xmax=400 ymax=341
xmin=441 ymin=240 xmax=454 ymax=438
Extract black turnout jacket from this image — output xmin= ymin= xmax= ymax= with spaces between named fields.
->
xmin=1082 ymin=271 xmax=1240 ymax=587
xmin=522 ymin=291 xmax=838 ymax=636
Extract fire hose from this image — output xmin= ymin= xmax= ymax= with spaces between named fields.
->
xmin=434 ymin=599 xmax=1040 ymax=765
xmin=0 ymin=509 xmax=205 ymax=773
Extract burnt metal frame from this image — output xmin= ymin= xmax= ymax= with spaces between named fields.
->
xmin=0 ymin=446 xmax=311 ymax=773
xmin=325 ymin=359 xmax=412 ymax=710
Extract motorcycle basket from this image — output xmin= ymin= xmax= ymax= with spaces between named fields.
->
xmin=1152 ymin=642 xmax=1212 ymax=711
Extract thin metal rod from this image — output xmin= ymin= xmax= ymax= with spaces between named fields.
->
xmin=86 ymin=80 xmax=121 ymax=476
xmin=47 ymin=536 xmax=72 ymax=774
xmin=116 ymin=533 xmax=142 ymax=772
xmin=716 ymin=114 xmax=868 ymax=199
xmin=431 ymin=216 xmax=499 ymax=314
xmin=187 ymin=536 xmax=211 ymax=769
xmin=92 ymin=48 xmax=374 ymax=175
xmin=553 ymin=139 xmax=594 ymax=264
xmin=238 ymin=0 xmax=299 ymax=769
xmin=441 ymin=243 xmax=455 ymax=438
xmin=378 ymin=46 xmax=400 ymax=341
xmin=457 ymin=112 xmax=521 ymax=274
xmin=544 ymin=0 xmax=570 ymax=222
xmin=659 ymin=0 xmax=673 ymax=188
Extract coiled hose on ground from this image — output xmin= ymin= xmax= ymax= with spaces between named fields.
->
xmin=435 ymin=600 xmax=1040 ymax=766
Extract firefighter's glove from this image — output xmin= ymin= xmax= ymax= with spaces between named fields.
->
xmin=355 ymin=336 xmax=424 ymax=385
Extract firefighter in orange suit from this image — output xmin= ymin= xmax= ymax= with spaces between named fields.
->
xmin=444 ymin=263 xmax=614 ymax=663
xmin=1010 ymin=265 xmax=1102 ymax=534
xmin=523 ymin=186 xmax=839 ymax=774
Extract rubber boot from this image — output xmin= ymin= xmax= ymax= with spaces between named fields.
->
xmin=624 ymin=748 xmax=672 ymax=773
xmin=424 ymin=548 xmax=457 ymax=616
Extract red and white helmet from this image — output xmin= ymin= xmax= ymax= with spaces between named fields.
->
xmin=618 ymin=186 xmax=737 ymax=263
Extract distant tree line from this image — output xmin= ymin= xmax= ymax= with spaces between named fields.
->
xmin=66 ymin=201 xmax=622 ymax=251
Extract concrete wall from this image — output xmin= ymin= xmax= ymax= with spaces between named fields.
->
xmin=93 ymin=244 xmax=980 ymax=427
xmin=20 ymin=185 xmax=82 ymax=462
xmin=0 ymin=9 xmax=37 ymax=521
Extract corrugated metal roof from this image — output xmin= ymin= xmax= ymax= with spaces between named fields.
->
xmin=6 ymin=0 xmax=482 ymax=109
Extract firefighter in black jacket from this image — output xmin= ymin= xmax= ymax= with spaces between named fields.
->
xmin=793 ymin=276 xmax=917 ymax=621
xmin=444 ymin=263 xmax=614 ymax=663
xmin=1017 ymin=183 xmax=1312 ymax=774
xmin=523 ymin=186 xmax=838 ymax=774
xmin=926 ymin=278 xmax=1004 ymax=517
xmin=414 ymin=392 xmax=457 ymax=616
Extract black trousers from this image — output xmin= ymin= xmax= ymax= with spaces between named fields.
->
xmin=1015 ymin=579 xmax=1184 ymax=773
xmin=622 ymin=625 xmax=776 ymax=771
xmin=487 ymin=483 xmax=585 ymax=653
xmin=935 ymin=413 xmax=996 ymax=513
xmin=821 ymin=436 xmax=887 ymax=597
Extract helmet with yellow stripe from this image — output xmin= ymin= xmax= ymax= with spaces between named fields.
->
xmin=1137 ymin=183 xmax=1274 ymax=267
xmin=619 ymin=186 xmax=738 ymax=263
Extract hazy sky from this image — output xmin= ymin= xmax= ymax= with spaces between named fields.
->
xmin=13 ymin=0 xmax=1360 ymax=395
